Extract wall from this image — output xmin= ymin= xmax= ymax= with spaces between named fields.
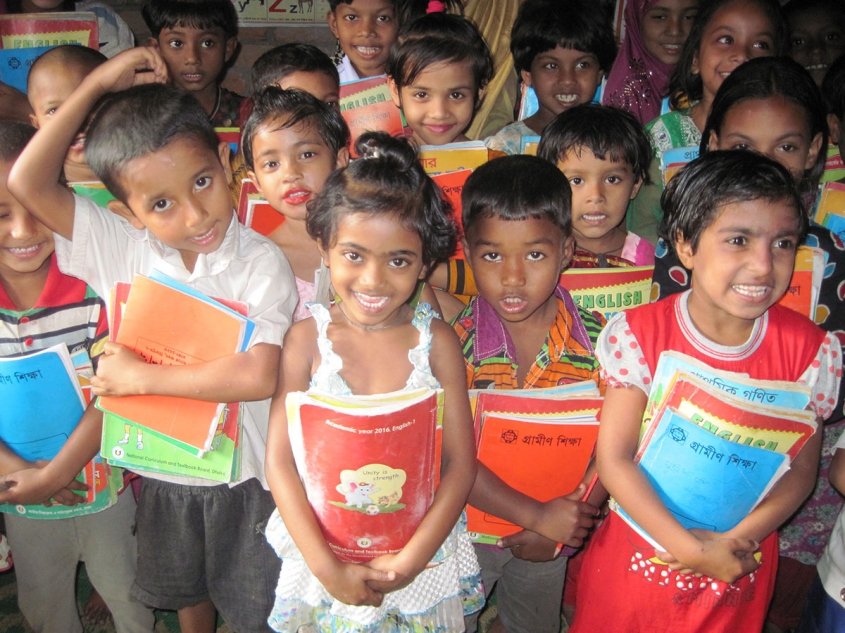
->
xmin=107 ymin=0 xmax=335 ymax=96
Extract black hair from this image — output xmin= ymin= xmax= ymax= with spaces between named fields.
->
xmin=0 ymin=121 xmax=36 ymax=162
xmin=700 ymin=56 xmax=827 ymax=192
xmin=85 ymin=84 xmax=220 ymax=204
xmin=8 ymin=0 xmax=73 ymax=11
xmin=537 ymin=104 xmax=652 ymax=184
xmin=668 ymin=0 xmax=787 ymax=110
xmin=242 ymin=87 xmax=350 ymax=171
xmin=250 ymin=43 xmax=339 ymax=95
xmin=510 ymin=0 xmax=616 ymax=75
xmin=823 ymin=54 xmax=845 ymax=120
xmin=27 ymin=45 xmax=107 ymax=94
xmin=393 ymin=0 xmax=464 ymax=27
xmin=783 ymin=0 xmax=845 ymax=24
xmin=307 ymin=131 xmax=456 ymax=270
xmin=461 ymin=155 xmax=572 ymax=238
xmin=658 ymin=150 xmax=806 ymax=253
xmin=386 ymin=13 xmax=494 ymax=98
xmin=142 ymin=0 xmax=238 ymax=39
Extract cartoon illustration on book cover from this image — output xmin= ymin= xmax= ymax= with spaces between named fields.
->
xmin=331 ymin=464 xmax=406 ymax=515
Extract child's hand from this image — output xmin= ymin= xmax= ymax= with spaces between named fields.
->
xmin=319 ymin=560 xmax=395 ymax=607
xmin=498 ymin=529 xmax=559 ymax=562
xmin=89 ymin=46 xmax=168 ymax=95
xmin=365 ymin=553 xmax=416 ymax=594
xmin=0 ymin=464 xmax=87 ymax=507
xmin=666 ymin=530 xmax=760 ymax=583
xmin=91 ymin=342 xmax=150 ymax=397
xmin=532 ymin=485 xmax=600 ymax=547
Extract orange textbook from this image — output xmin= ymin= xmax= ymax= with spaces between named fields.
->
xmin=339 ymin=75 xmax=405 ymax=156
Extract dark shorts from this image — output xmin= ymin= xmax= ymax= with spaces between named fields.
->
xmin=132 ymin=477 xmax=280 ymax=633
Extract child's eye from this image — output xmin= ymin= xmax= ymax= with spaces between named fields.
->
xmin=195 ymin=176 xmax=211 ymax=191
xmin=343 ymin=251 xmax=362 ymax=262
xmin=481 ymin=252 xmax=501 ymax=262
xmin=827 ymin=32 xmax=842 ymax=42
xmin=300 ymin=151 xmax=317 ymax=160
xmin=168 ymin=39 xmax=183 ymax=49
xmin=606 ymin=175 xmax=622 ymax=184
xmin=752 ymin=40 xmax=771 ymax=51
xmin=325 ymin=100 xmax=339 ymax=110
xmin=543 ymin=62 xmax=558 ymax=70
xmin=262 ymin=160 xmax=278 ymax=169
xmin=343 ymin=13 xmax=358 ymax=21
xmin=774 ymin=238 xmax=797 ymax=250
xmin=526 ymin=251 xmax=546 ymax=261
xmin=569 ymin=177 xmax=583 ymax=186
xmin=791 ymin=36 xmax=806 ymax=48
xmin=717 ymin=35 xmax=734 ymax=45
xmin=152 ymin=199 xmax=173 ymax=212
xmin=45 ymin=107 xmax=56 ymax=116
xmin=449 ymin=91 xmax=467 ymax=100
xmin=727 ymin=236 xmax=747 ymax=246
xmin=201 ymin=39 xmax=216 ymax=48
xmin=778 ymin=144 xmax=797 ymax=153
xmin=376 ymin=14 xmax=392 ymax=22
xmin=389 ymin=257 xmax=410 ymax=268
xmin=730 ymin=142 xmax=751 ymax=151
xmin=412 ymin=91 xmax=428 ymax=99
xmin=575 ymin=60 xmax=592 ymax=70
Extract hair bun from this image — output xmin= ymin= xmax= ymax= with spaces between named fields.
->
xmin=355 ymin=131 xmax=418 ymax=171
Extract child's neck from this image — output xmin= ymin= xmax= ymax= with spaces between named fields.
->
xmin=0 ymin=260 xmax=50 ymax=311
xmin=268 ymin=219 xmax=323 ymax=281
xmin=689 ymin=95 xmax=713 ymax=133
xmin=574 ymin=226 xmax=627 ymax=258
xmin=500 ymin=294 xmax=559 ymax=388
xmin=524 ymin=111 xmax=554 ymax=136
xmin=194 ymin=83 xmax=221 ymax=120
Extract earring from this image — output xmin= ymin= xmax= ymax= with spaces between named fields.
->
xmin=332 ymin=39 xmax=344 ymax=66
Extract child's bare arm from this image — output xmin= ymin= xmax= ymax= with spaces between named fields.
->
xmin=91 ymin=341 xmax=280 ymax=403
xmin=7 ymin=47 xmax=168 ymax=240
xmin=831 ymin=444 xmax=845 ymax=495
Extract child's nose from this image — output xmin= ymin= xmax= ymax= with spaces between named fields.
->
xmin=501 ymin=258 xmax=525 ymax=287
xmin=557 ymin=65 xmax=576 ymax=86
xmin=748 ymin=242 xmax=774 ymax=275
xmin=184 ymin=199 xmax=209 ymax=226
xmin=185 ymin=42 xmax=202 ymax=64
xmin=9 ymin=212 xmax=37 ymax=240
xmin=358 ymin=15 xmax=378 ymax=36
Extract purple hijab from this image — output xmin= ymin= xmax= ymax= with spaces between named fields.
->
xmin=602 ymin=0 xmax=675 ymax=125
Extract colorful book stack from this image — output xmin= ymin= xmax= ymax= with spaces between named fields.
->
xmin=560 ymin=266 xmax=654 ymax=321
xmin=611 ymin=351 xmax=816 ymax=549
xmin=339 ymin=74 xmax=405 ymax=155
xmin=813 ymin=181 xmax=845 ymax=241
xmin=215 ymin=127 xmax=240 ymax=154
xmin=466 ymin=381 xmax=602 ymax=544
xmin=286 ymin=388 xmax=443 ymax=563
xmin=0 ymin=343 xmax=122 ymax=518
xmin=98 ymin=271 xmax=255 ymax=483
xmin=236 ymin=177 xmax=284 ymax=237
xmin=777 ymin=245 xmax=824 ymax=323
xmin=660 ymin=146 xmax=699 ymax=185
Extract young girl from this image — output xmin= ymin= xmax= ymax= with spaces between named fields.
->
xmin=264 ymin=131 xmax=483 ymax=632
xmin=652 ymin=55 xmax=845 ymax=633
xmin=627 ymin=0 xmax=786 ymax=245
xmin=783 ymin=0 xmax=845 ymax=88
xmin=602 ymin=0 xmax=700 ymax=126
xmin=387 ymin=12 xmax=493 ymax=147
xmin=570 ymin=149 xmax=840 ymax=633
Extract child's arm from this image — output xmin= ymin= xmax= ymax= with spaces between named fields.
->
xmin=91 ymin=341 xmax=280 ymax=403
xmin=265 ymin=320 xmax=395 ymax=606
xmin=7 ymin=47 xmax=168 ymax=241
xmin=831 ymin=442 xmax=845 ymax=496
xmin=598 ymin=385 xmax=760 ymax=583
xmin=366 ymin=320 xmax=478 ymax=592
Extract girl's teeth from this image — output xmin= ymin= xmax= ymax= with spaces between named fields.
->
xmin=9 ymin=245 xmax=39 ymax=254
xmin=356 ymin=46 xmax=379 ymax=55
xmin=556 ymin=94 xmax=577 ymax=103
xmin=733 ymin=285 xmax=766 ymax=298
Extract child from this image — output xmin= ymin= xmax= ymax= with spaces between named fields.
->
xmin=602 ymin=0 xmax=700 ymax=125
xmin=823 ymin=55 xmax=845 ymax=177
xmin=387 ymin=12 xmax=493 ymax=147
xmin=142 ymin=0 xmax=246 ymax=127
xmin=627 ymin=0 xmax=786 ymax=245
xmin=538 ymin=104 xmax=654 ymax=267
xmin=251 ymin=43 xmax=341 ymax=109
xmin=453 ymin=155 xmax=604 ymax=633
xmin=485 ymin=0 xmax=616 ymax=153
xmin=571 ymin=149 xmax=840 ymax=632
xmin=264 ymin=131 xmax=483 ymax=632
xmin=0 ymin=121 xmax=154 ymax=633
xmin=7 ymin=48 xmax=298 ymax=633
xmin=784 ymin=0 xmax=845 ymax=88
xmin=26 ymin=45 xmax=107 ymax=185
xmin=328 ymin=0 xmax=398 ymax=83
xmin=242 ymin=87 xmax=350 ymax=322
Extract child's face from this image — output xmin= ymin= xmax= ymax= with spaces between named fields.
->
xmin=675 ymin=198 xmax=800 ymax=345
xmin=692 ymin=0 xmax=776 ymax=105
xmin=522 ymin=46 xmax=603 ymax=123
xmin=318 ymin=212 xmax=426 ymax=328
xmin=463 ymin=216 xmax=574 ymax=330
xmin=248 ymin=118 xmax=349 ymax=222
xmin=0 ymin=160 xmax=55 ymax=281
xmin=708 ymin=96 xmax=823 ymax=182
xmin=557 ymin=147 xmax=642 ymax=250
xmin=20 ymin=0 xmax=64 ymax=11
xmin=787 ymin=5 xmax=845 ymax=87
xmin=328 ymin=0 xmax=398 ymax=78
xmin=641 ymin=0 xmax=700 ymax=66
xmin=389 ymin=60 xmax=477 ymax=147
xmin=275 ymin=71 xmax=341 ymax=111
xmin=153 ymin=25 xmax=236 ymax=96
xmin=112 ymin=138 xmax=234 ymax=271
xmin=27 ymin=60 xmax=91 ymax=168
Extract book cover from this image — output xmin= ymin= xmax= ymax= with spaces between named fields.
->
xmin=560 ymin=266 xmax=654 ymax=320
xmin=287 ymin=388 xmax=443 ymax=563
xmin=70 ymin=181 xmax=117 ymax=207
xmin=813 ymin=181 xmax=845 ymax=240
xmin=236 ymin=178 xmax=285 ymax=237
xmin=339 ymin=75 xmax=405 ymax=156
xmin=661 ymin=146 xmax=699 ymax=185
xmin=431 ymin=168 xmax=471 ymax=260
xmin=776 ymin=245 xmax=824 ymax=322
xmin=520 ymin=135 xmax=541 ymax=156
xmin=215 ymin=127 xmax=240 ymax=154
xmin=0 ymin=12 xmax=98 ymax=49
xmin=418 ymin=141 xmax=491 ymax=176
xmin=821 ymin=144 xmax=845 ymax=183
xmin=0 ymin=44 xmax=51 ymax=92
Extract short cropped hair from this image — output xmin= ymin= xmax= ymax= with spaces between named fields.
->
xmin=250 ymin=43 xmax=339 ymax=94
xmin=27 ymin=45 xmax=107 ymax=93
xmin=386 ymin=13 xmax=494 ymax=95
xmin=537 ymin=104 xmax=651 ymax=184
xmin=462 ymin=155 xmax=571 ymax=239
xmin=0 ymin=121 xmax=36 ymax=162
xmin=242 ymin=87 xmax=350 ymax=170
xmin=658 ymin=150 xmax=806 ymax=254
xmin=823 ymin=55 xmax=845 ymax=121
xmin=511 ymin=0 xmax=616 ymax=75
xmin=142 ymin=0 xmax=238 ymax=39
xmin=85 ymin=84 xmax=220 ymax=204
xmin=307 ymin=131 xmax=456 ymax=270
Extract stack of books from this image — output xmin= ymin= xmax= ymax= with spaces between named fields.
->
xmin=339 ymin=74 xmax=406 ymax=154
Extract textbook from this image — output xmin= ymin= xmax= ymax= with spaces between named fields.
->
xmin=286 ymin=388 xmax=443 ymax=563
xmin=70 ymin=181 xmax=116 ymax=208
xmin=431 ymin=168 xmax=471 ymax=260
xmin=215 ymin=127 xmax=240 ymax=154
xmin=661 ymin=145 xmax=699 ymax=185
xmin=466 ymin=387 xmax=602 ymax=544
xmin=821 ymin=144 xmax=845 ymax=183
xmin=0 ymin=44 xmax=51 ymax=92
xmin=0 ymin=12 xmax=98 ymax=49
xmin=560 ymin=266 xmax=654 ymax=320
xmin=813 ymin=181 xmax=845 ymax=241
xmin=419 ymin=141 xmax=492 ymax=176
xmin=339 ymin=74 xmax=405 ymax=155
xmin=520 ymin=135 xmax=541 ymax=156
xmin=236 ymin=178 xmax=284 ymax=237
xmin=776 ymin=245 xmax=824 ymax=322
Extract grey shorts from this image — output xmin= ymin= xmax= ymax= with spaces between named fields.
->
xmin=132 ymin=477 xmax=280 ymax=633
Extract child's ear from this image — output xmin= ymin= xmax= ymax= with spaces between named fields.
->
xmin=675 ymin=231 xmax=695 ymax=270
xmin=519 ymin=69 xmax=534 ymax=88
xmin=327 ymin=10 xmax=340 ymax=38
xmin=247 ymin=168 xmax=265 ymax=197
xmin=828 ymin=114 xmax=841 ymax=145
xmin=691 ymin=52 xmax=700 ymax=76
xmin=805 ymin=131 xmax=824 ymax=172
xmin=146 ymin=36 xmax=160 ymax=49
xmin=707 ymin=129 xmax=721 ymax=151
xmin=224 ymin=37 xmax=238 ymax=63
xmin=336 ymin=147 xmax=350 ymax=169
xmin=317 ymin=238 xmax=331 ymax=266
xmin=217 ymin=141 xmax=233 ymax=183
xmin=630 ymin=176 xmax=644 ymax=200
xmin=460 ymin=237 xmax=472 ymax=263
xmin=559 ymin=234 xmax=575 ymax=270
xmin=388 ymin=77 xmax=402 ymax=109
xmin=107 ymin=199 xmax=145 ymax=230
xmin=28 ymin=112 xmax=39 ymax=129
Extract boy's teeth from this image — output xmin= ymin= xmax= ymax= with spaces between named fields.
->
xmin=9 ymin=245 xmax=39 ymax=254
xmin=733 ymin=284 xmax=766 ymax=297
xmin=354 ymin=293 xmax=387 ymax=308
xmin=355 ymin=46 xmax=379 ymax=54
xmin=556 ymin=94 xmax=577 ymax=103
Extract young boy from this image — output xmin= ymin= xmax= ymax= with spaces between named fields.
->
xmin=0 ymin=121 xmax=154 ymax=633
xmin=455 ymin=155 xmax=604 ymax=633
xmin=7 ymin=48 xmax=298 ymax=633
xmin=822 ymin=54 xmax=845 ymax=183
xmin=142 ymin=0 xmax=246 ymax=127
xmin=251 ymin=43 xmax=341 ymax=110
xmin=784 ymin=0 xmax=845 ymax=88
xmin=242 ymin=87 xmax=349 ymax=322
xmin=485 ymin=0 xmax=617 ymax=154
xmin=538 ymin=104 xmax=655 ymax=266
xmin=328 ymin=0 xmax=398 ymax=83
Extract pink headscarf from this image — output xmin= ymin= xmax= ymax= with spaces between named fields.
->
xmin=602 ymin=0 xmax=676 ymax=125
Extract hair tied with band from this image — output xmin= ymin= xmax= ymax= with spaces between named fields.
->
xmin=426 ymin=0 xmax=446 ymax=13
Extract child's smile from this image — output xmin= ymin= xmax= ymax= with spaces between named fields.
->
xmin=328 ymin=0 xmax=397 ymax=78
